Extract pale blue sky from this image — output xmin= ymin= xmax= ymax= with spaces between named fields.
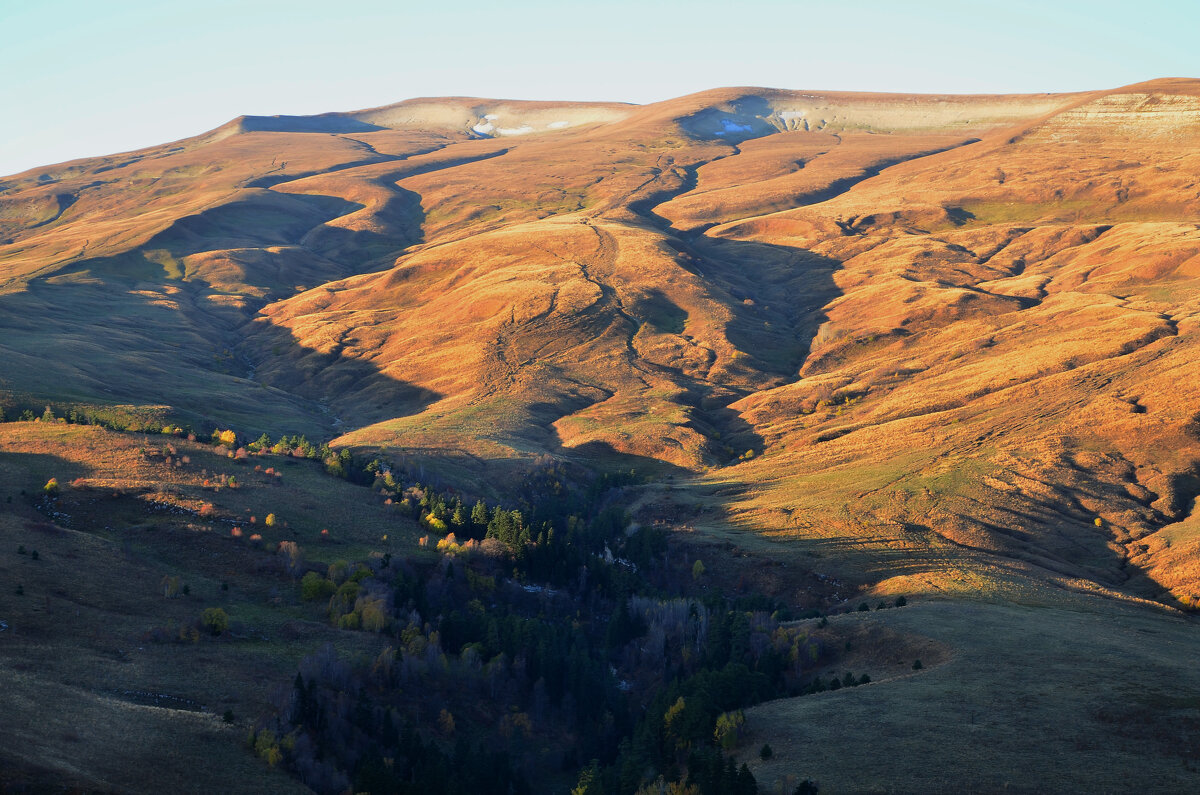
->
xmin=1 ymin=0 xmax=1196 ymax=177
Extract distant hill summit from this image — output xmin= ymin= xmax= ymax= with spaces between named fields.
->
xmin=220 ymin=96 xmax=635 ymax=138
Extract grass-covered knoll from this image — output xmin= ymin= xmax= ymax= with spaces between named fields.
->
xmin=739 ymin=598 xmax=1200 ymax=793
xmin=0 ymin=422 xmax=421 ymax=560
xmin=0 ymin=422 xmax=426 ymax=791
xmin=0 ymin=510 xmax=316 ymax=794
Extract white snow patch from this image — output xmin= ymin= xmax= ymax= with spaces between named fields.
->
xmin=547 ymin=120 xmax=570 ymax=129
xmin=496 ymin=125 xmax=534 ymax=136
xmin=779 ymin=111 xmax=806 ymax=120
xmin=471 ymin=121 xmax=495 ymax=135
xmin=484 ymin=114 xmax=499 ymax=120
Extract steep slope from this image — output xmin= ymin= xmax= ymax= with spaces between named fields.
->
xmin=3 ymin=81 xmax=1200 ymax=607
xmin=685 ymin=78 xmax=1200 ymax=604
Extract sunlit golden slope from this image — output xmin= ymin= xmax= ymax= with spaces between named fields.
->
xmin=3 ymin=79 xmax=1199 ymax=604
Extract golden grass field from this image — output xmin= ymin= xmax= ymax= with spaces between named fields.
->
xmin=3 ymin=78 xmax=1200 ymax=790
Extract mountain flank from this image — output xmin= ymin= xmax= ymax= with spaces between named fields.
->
xmin=3 ymin=78 xmax=1200 ymax=792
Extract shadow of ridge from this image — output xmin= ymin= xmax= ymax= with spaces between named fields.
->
xmin=240 ymin=316 xmax=443 ymax=436
xmin=688 ymin=234 xmax=842 ymax=377
xmin=292 ymin=147 xmax=515 ymax=268
xmin=238 ymin=114 xmax=387 ymax=134
xmin=676 ymin=95 xmax=779 ymax=144
xmin=389 ymin=440 xmax=703 ymax=509
xmin=554 ymin=439 xmax=696 ymax=481
xmin=42 ymin=189 xmax=371 ymax=298
xmin=145 ymin=187 xmax=421 ymax=283
xmin=631 ymin=288 xmax=687 ymax=335
xmin=655 ymin=436 xmax=1167 ymax=602
xmin=297 ymin=184 xmax=425 ymax=269
xmin=246 ymin=148 xmax=513 ymax=268
xmin=788 ymin=139 xmax=981 ymax=210
xmin=616 ymin=146 xmax=844 ymax=379
xmin=674 ymin=497 xmax=1034 ymax=600
xmin=0 ymin=448 xmax=93 ymax=497
xmin=0 ymin=259 xmax=442 ymax=441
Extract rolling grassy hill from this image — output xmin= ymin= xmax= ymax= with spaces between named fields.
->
xmin=0 ymin=422 xmax=416 ymax=791
xmin=3 ymin=79 xmax=1200 ymax=792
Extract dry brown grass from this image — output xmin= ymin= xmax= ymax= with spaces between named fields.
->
xmin=0 ymin=422 xmax=411 ymax=791
xmin=738 ymin=598 xmax=1200 ymax=794
xmin=4 ymin=79 xmax=1200 ymax=789
xmin=0 ymin=422 xmax=421 ymax=561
